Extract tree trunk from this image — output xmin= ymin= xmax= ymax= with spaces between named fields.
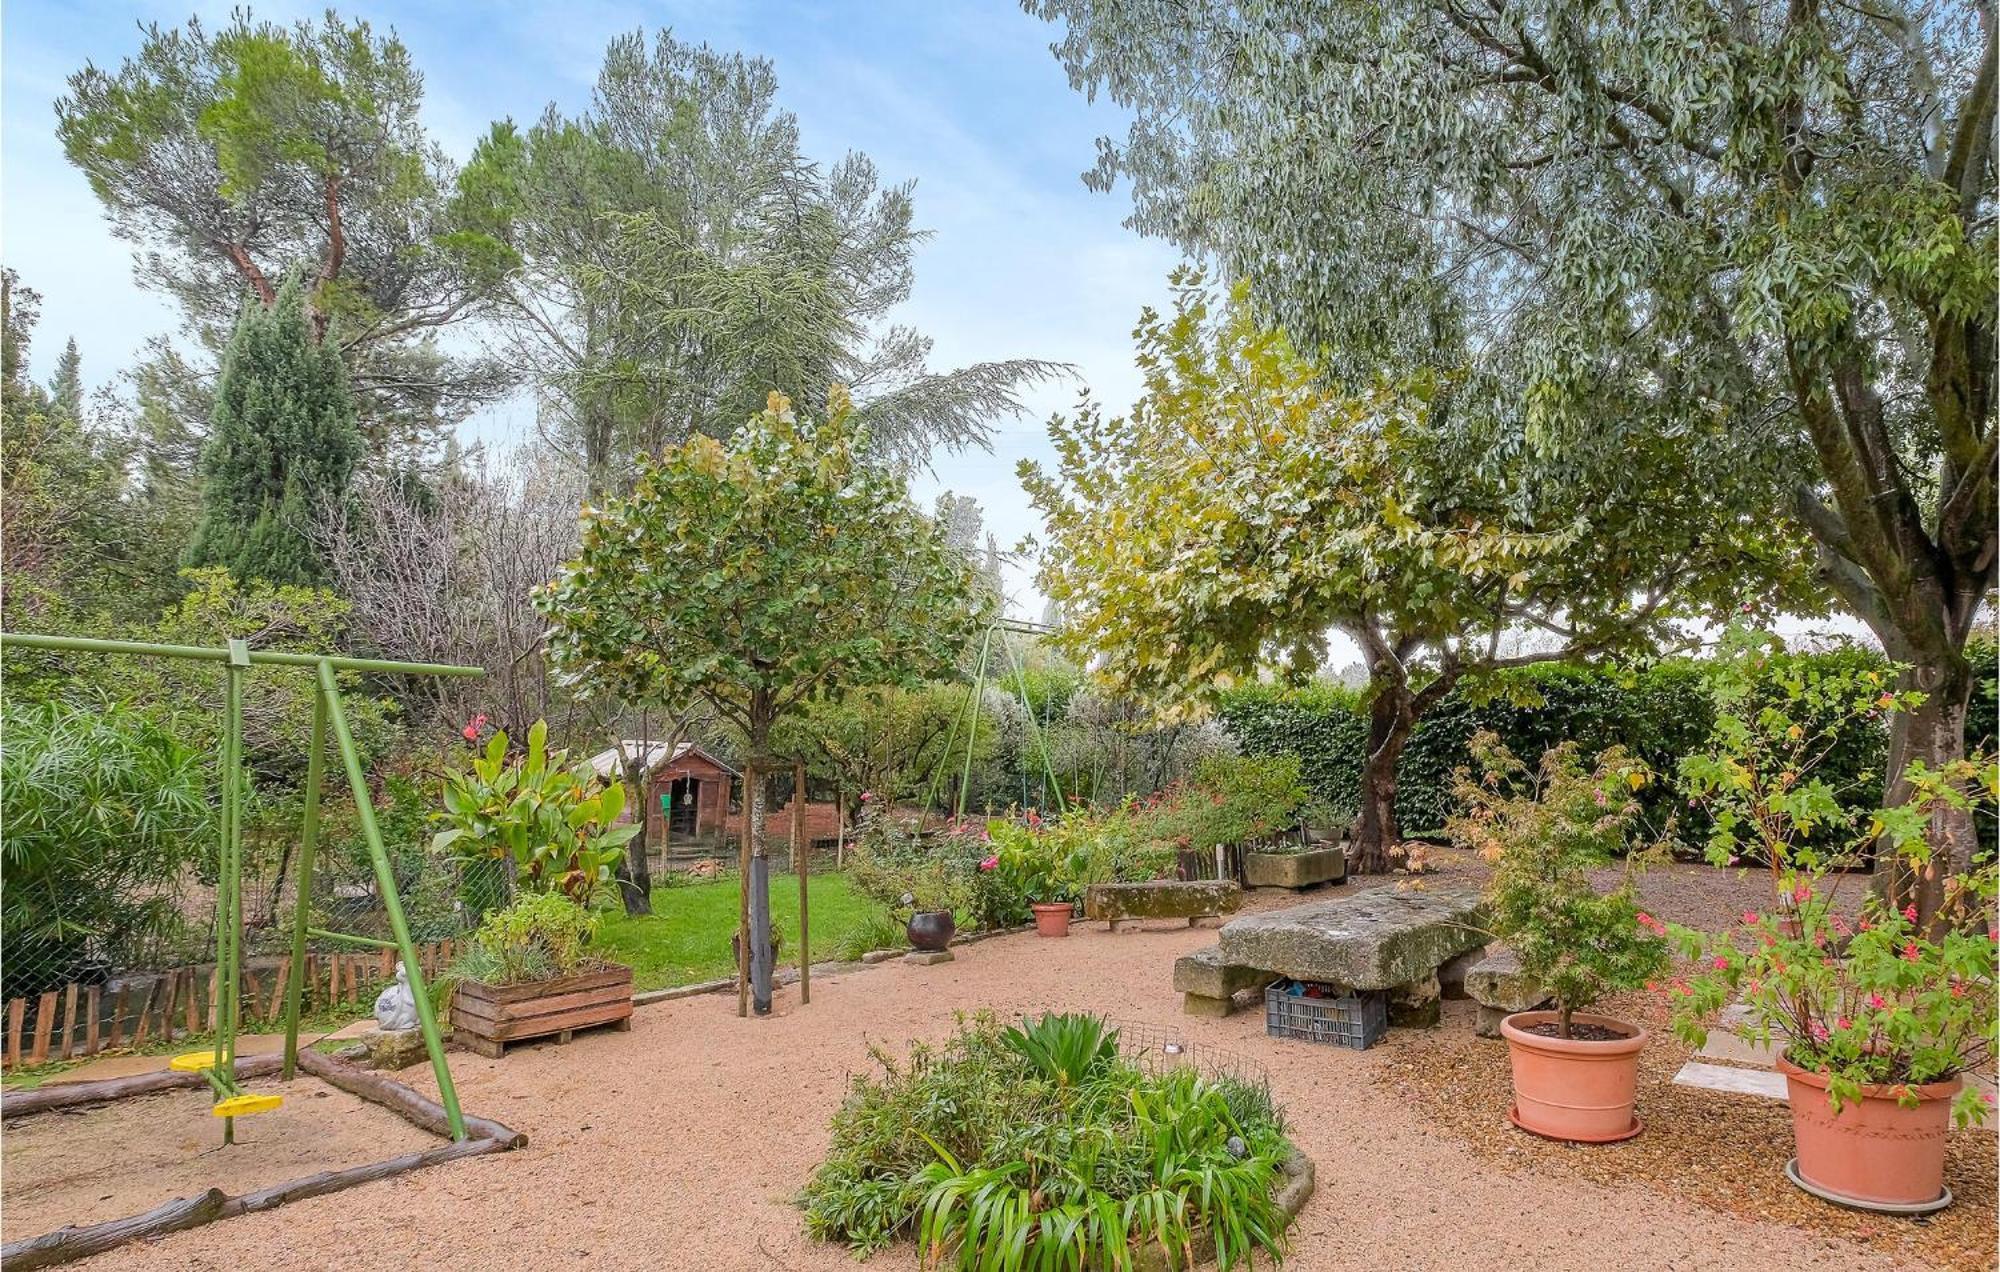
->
xmin=747 ymin=704 xmax=776 ymax=1015
xmin=616 ymin=755 xmax=653 ymax=917
xmin=1352 ymin=680 xmax=1416 ymax=875
xmin=1878 ymin=650 xmax=1978 ymax=931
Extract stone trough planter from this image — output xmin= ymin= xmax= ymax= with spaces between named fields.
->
xmin=1130 ymin=1148 xmax=1316 ymax=1272
xmin=451 ymin=963 xmax=634 ymax=1058
xmin=1084 ymin=879 xmax=1242 ymax=931
xmin=1242 ymin=846 xmax=1347 ymax=891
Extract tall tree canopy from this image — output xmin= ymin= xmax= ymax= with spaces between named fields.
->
xmin=1027 ymin=0 xmax=1997 ymax=911
xmin=1024 ymin=279 xmax=1805 ymax=870
xmin=540 ymin=387 xmax=986 ymax=1007
xmin=57 ymin=10 xmax=505 ymax=456
xmin=454 ymin=28 xmax=1063 ymax=480
xmin=185 ymin=275 xmax=361 ymax=587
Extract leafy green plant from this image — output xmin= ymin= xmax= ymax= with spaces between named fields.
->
xmin=1447 ymin=731 xmax=1670 ymax=1038
xmin=831 ymin=908 xmax=911 ymax=961
xmin=1000 ymin=1012 xmax=1120 ymax=1087
xmin=443 ymin=891 xmax=601 ymax=989
xmin=0 ymin=701 xmax=212 ymax=999
xmin=431 ymin=719 xmax=638 ymax=904
xmin=799 ymin=1012 xmax=1292 ymax=1269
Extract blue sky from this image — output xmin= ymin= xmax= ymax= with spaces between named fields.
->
xmin=1 ymin=0 xmax=1182 ymax=617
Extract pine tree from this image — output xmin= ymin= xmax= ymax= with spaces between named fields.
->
xmin=185 ymin=276 xmax=360 ymax=586
xmin=47 ymin=338 xmax=82 ymax=421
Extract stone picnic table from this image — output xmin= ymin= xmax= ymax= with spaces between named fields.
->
xmin=1176 ymin=884 xmax=1490 ymax=1026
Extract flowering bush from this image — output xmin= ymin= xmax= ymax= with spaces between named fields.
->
xmin=1668 ymin=753 xmax=1998 ymax=1125
xmin=1141 ymin=754 xmax=1319 ymax=852
xmin=845 ymin=801 xmax=973 ymax=916
xmin=1446 ymin=731 xmax=1670 ymax=1038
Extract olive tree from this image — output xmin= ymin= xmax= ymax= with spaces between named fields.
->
xmin=1026 ymin=0 xmax=1996 ymax=919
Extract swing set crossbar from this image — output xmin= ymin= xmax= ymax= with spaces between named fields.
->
xmin=0 ymin=630 xmax=483 ymax=1143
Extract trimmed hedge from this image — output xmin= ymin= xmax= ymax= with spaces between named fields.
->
xmin=1217 ymin=641 xmax=1998 ymax=848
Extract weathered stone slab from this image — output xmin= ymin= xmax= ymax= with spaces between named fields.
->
xmin=1243 ymin=847 xmax=1348 ymax=890
xmin=357 ymin=1027 xmax=427 ymax=1071
xmin=1172 ymin=945 xmax=1279 ymax=1000
xmin=1085 ymin=879 xmax=1242 ymax=925
xmin=1463 ymin=946 xmax=1549 ymax=1015
xmin=1437 ymin=946 xmax=1485 ymax=1000
xmin=1216 ymin=886 xmax=1487 ymax=990
xmin=903 ymin=949 xmax=954 ymax=966
xmin=1387 ymin=973 xmax=1441 ymax=1028
xmin=1181 ymin=992 xmax=1237 ymax=1018
xmin=1672 ymin=1060 xmax=1787 ymax=1100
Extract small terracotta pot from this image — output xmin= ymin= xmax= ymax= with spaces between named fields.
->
xmin=1030 ymin=902 xmax=1073 ymax=938
xmin=1500 ymin=1010 xmax=1647 ymax=1142
xmin=1778 ymin=1056 xmax=1958 ymax=1209
xmin=905 ymin=909 xmax=955 ymax=952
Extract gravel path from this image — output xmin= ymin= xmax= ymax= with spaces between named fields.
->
xmin=55 ymin=874 xmax=1955 ymax=1272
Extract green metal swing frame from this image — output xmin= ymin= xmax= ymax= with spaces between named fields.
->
xmin=921 ymin=618 xmax=1067 ymax=820
xmin=1 ymin=631 xmax=482 ymax=1142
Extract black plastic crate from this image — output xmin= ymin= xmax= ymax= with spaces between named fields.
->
xmin=1264 ymin=982 xmax=1386 ymax=1050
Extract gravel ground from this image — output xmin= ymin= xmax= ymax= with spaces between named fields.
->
xmin=1 ymin=1083 xmax=436 ymax=1241
xmin=41 ymin=861 xmax=1981 ymax=1272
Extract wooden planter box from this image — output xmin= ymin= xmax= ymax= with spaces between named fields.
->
xmin=451 ymin=963 xmax=633 ymax=1059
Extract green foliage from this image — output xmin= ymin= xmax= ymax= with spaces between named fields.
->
xmin=447 ymin=891 xmax=600 ymax=987
xmin=456 ymin=29 xmax=1058 ymax=474
xmin=830 ymin=907 xmax=912 ymax=962
xmin=1667 ymin=753 xmax=1998 ymax=1128
xmin=539 ymin=390 xmax=987 ymax=780
xmin=1217 ymin=648 xmax=1911 ymax=848
xmin=846 ymin=807 xmax=976 ymax=917
xmin=1448 ymin=733 xmax=1670 ymax=1034
xmin=1150 ymin=754 xmax=1313 ymax=852
xmin=799 ymin=1013 xmax=1291 ymax=1268
xmin=1000 ymin=1013 xmax=1120 ymax=1087
xmin=431 ymin=720 xmax=638 ymax=904
xmin=56 ymin=11 xmax=497 ymax=443
xmin=0 ymin=702 xmax=212 ymax=999
xmin=184 ymin=275 xmax=361 ymax=586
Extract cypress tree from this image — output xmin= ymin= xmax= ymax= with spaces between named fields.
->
xmin=185 ymin=276 xmax=360 ymax=586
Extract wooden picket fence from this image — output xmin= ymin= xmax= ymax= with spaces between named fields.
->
xmin=2 ymin=939 xmax=459 ymax=1071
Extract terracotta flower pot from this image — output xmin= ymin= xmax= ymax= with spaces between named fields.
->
xmin=1500 ymin=1010 xmax=1647 ymax=1142
xmin=1030 ymin=902 xmax=1074 ymax=938
xmin=1778 ymin=1056 xmax=1958 ymax=1210
xmin=906 ymin=909 xmax=955 ymax=952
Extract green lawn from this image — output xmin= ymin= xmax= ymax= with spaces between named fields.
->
xmin=594 ymin=873 xmax=883 ymax=993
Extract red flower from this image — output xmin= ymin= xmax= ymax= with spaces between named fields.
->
xmin=1836 ymin=1017 xmax=1852 ymax=1031
xmin=1901 ymin=903 xmax=1918 ymax=922
xmin=1868 ymin=993 xmax=1887 ymax=1009
xmin=1792 ymin=882 xmax=1812 ymax=904
xmin=1809 ymin=1022 xmax=1830 ymax=1043
xmin=1740 ymin=911 xmax=1759 ymax=925
xmin=1712 ymin=955 xmax=1730 ymax=971
xmin=462 ymin=724 xmax=479 ymax=741
xmin=1902 ymin=941 xmax=1921 ymax=962
xmin=978 ymin=855 xmax=998 ymax=872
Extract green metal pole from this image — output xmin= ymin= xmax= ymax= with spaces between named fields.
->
xmin=956 ymin=627 xmax=995 ymax=820
xmin=1001 ymin=630 xmax=1065 ymax=811
xmin=921 ymin=667 xmax=979 ymax=819
xmin=219 ymin=639 xmax=249 ymax=1145
xmin=282 ymin=690 xmax=328 ymax=1081
xmin=0 ymin=630 xmax=481 ymax=678
xmin=315 ymin=660 xmax=467 ymax=1141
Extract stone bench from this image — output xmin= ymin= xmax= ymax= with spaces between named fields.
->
xmin=1084 ymin=879 xmax=1242 ymax=932
xmin=1462 ymin=945 xmax=1549 ymax=1038
xmin=1173 ymin=945 xmax=1282 ymax=1018
xmin=1195 ymin=885 xmax=1488 ymax=1027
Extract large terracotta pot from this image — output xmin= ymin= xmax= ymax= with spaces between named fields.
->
xmin=1500 ymin=1010 xmax=1646 ymax=1142
xmin=1031 ymin=902 xmax=1074 ymax=938
xmin=1778 ymin=1056 xmax=1958 ymax=1210
xmin=906 ymin=909 xmax=955 ymax=952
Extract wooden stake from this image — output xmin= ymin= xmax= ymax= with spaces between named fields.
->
xmin=28 ymin=992 xmax=56 ymax=1065
xmin=158 ymin=974 xmax=179 ymax=1042
xmin=795 ymin=759 xmax=811 ymax=1007
xmin=268 ymin=958 xmax=291 ymax=1019
xmin=108 ymin=985 xmax=129 ymax=1050
xmin=184 ymin=971 xmax=201 ymax=1034
xmin=130 ymin=981 xmax=154 ymax=1047
xmin=6 ymin=998 xmax=24 ymax=1069
xmin=59 ymin=985 xmax=78 ymax=1061
xmin=84 ymin=985 xmax=101 ymax=1057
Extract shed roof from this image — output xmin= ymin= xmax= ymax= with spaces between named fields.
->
xmin=585 ymin=740 xmax=738 ymax=780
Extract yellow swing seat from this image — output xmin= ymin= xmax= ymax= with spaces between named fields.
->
xmin=170 ymin=1052 xmax=228 ymax=1072
xmin=211 ymin=1093 xmax=283 ymax=1118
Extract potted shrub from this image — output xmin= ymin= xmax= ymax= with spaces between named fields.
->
xmin=1447 ymin=732 xmax=1670 ymax=1142
xmin=1666 ymin=626 xmax=1997 ymax=1211
xmin=985 ymin=820 xmax=1081 ymax=936
xmin=441 ymin=891 xmax=633 ymax=1057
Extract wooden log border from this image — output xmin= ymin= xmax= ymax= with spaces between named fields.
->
xmin=0 ymin=1053 xmax=524 ymax=1271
